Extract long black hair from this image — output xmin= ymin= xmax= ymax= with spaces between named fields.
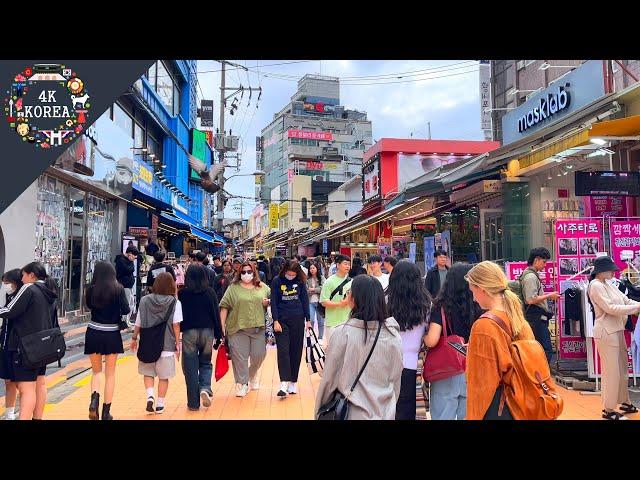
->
xmin=433 ymin=262 xmax=482 ymax=335
xmin=307 ymin=261 xmax=323 ymax=285
xmin=86 ymin=261 xmax=123 ymax=309
xmin=387 ymin=260 xmax=432 ymax=331
xmin=185 ymin=264 xmax=210 ymax=294
xmin=21 ymin=261 xmax=48 ymax=280
xmin=350 ymin=275 xmax=388 ymax=343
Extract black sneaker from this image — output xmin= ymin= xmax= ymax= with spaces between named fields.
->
xmin=277 ymin=389 xmax=287 ymax=397
xmin=146 ymin=396 xmax=155 ymax=414
xmin=155 ymin=405 xmax=165 ymax=414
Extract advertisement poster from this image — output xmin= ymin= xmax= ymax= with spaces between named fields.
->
xmin=555 ymin=218 xmax=603 ymax=359
xmin=440 ymin=230 xmax=451 ymax=257
xmin=505 ymin=262 xmax=556 ymax=293
xmin=408 ymin=243 xmax=416 ymax=263
xmin=609 ymin=219 xmax=640 ymax=274
xmin=378 ymin=237 xmax=392 ymax=260
xmin=392 ymin=237 xmax=409 ymax=257
xmin=424 ymin=236 xmax=435 ymax=271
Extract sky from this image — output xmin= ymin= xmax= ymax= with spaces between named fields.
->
xmin=195 ymin=60 xmax=484 ymax=219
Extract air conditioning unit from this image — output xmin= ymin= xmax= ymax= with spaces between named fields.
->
xmin=517 ymin=60 xmax=525 ymax=71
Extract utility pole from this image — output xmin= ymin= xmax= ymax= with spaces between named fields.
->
xmin=215 ymin=60 xmax=263 ymax=232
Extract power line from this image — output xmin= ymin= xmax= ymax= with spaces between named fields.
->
xmin=155 ymin=60 xmax=315 ymax=79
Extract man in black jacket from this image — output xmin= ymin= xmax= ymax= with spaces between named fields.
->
xmin=194 ymin=252 xmax=216 ymax=288
xmin=270 ymin=251 xmax=284 ymax=281
xmin=146 ymin=251 xmax=176 ymax=292
xmin=424 ymin=249 xmax=449 ymax=297
xmin=115 ymin=246 xmax=138 ymax=327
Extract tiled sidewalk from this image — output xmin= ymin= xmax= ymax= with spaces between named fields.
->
xmin=1 ymin=346 xmax=639 ymax=420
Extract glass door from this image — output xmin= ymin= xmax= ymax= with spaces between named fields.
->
xmin=65 ymin=187 xmax=86 ymax=312
xmin=481 ymin=209 xmax=504 ymax=262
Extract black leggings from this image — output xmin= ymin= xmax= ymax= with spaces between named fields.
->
xmin=396 ymin=368 xmax=417 ymax=420
xmin=275 ymin=316 xmax=305 ymax=382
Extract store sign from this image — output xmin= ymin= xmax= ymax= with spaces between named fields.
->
xmin=190 ymin=129 xmax=208 ymax=182
xmin=501 ymin=60 xmax=606 ymax=146
xmin=132 ymin=158 xmax=153 ymax=196
xmin=479 ymin=60 xmax=491 ymax=134
xmin=205 ymin=130 xmax=214 ymax=148
xmin=517 ymin=84 xmax=570 ymax=134
xmin=256 ymin=136 xmax=263 ymax=151
xmin=200 ymin=100 xmax=214 ymax=128
xmin=450 ymin=180 xmax=502 ymax=203
xmin=269 ymin=203 xmax=279 ymax=229
xmin=423 ymin=236 xmax=435 ymax=271
xmin=287 ymin=129 xmax=333 ymax=141
xmin=129 ymin=226 xmax=149 ymax=237
xmin=505 ymin=261 xmax=556 ymax=292
xmin=279 ymin=201 xmax=289 ymax=218
xmin=301 ymin=102 xmax=335 ymax=115
xmin=555 ymin=218 xmax=603 ymax=359
xmin=362 ymin=158 xmax=381 ymax=203
xmin=610 ymin=220 xmax=640 ymax=272
xmin=264 ymin=134 xmax=279 ymax=148
xmin=151 ymin=214 xmax=158 ymax=241
xmin=588 ymin=195 xmax=628 ymax=217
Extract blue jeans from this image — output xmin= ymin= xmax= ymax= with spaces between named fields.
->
xmin=181 ymin=328 xmax=215 ymax=409
xmin=429 ymin=373 xmax=467 ymax=420
xmin=309 ymin=302 xmax=325 ymax=339
xmin=526 ymin=312 xmax=553 ymax=364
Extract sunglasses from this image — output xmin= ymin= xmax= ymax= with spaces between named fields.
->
xmin=241 ymin=269 xmax=253 ymax=274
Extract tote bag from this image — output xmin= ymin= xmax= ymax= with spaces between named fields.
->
xmin=423 ymin=308 xmax=466 ymax=382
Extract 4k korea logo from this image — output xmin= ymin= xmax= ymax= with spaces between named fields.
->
xmin=3 ymin=63 xmax=91 ymax=148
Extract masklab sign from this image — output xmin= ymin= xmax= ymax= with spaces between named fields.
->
xmin=517 ymin=85 xmax=570 ymax=133
xmin=501 ymin=60 xmax=606 ymax=146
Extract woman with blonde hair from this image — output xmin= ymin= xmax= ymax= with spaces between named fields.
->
xmin=463 ymin=261 xmax=535 ymax=420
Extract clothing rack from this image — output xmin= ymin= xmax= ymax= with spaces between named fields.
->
xmin=565 ymin=265 xmax=594 ymax=282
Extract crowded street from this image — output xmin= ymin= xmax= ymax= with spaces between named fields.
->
xmin=3 ymin=60 xmax=640 ymax=421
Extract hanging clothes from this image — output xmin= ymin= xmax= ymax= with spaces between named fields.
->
xmin=618 ymin=278 xmax=640 ymax=332
xmin=563 ymin=286 xmax=584 ymax=337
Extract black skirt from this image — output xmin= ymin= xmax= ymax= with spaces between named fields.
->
xmin=84 ymin=327 xmax=124 ymax=355
xmin=0 ymin=348 xmax=12 ymax=380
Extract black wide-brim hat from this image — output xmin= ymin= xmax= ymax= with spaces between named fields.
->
xmin=592 ymin=255 xmax=619 ymax=275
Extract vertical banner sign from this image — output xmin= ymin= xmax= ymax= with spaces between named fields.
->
xmin=200 ymin=100 xmax=214 ymax=128
xmin=424 ymin=236 xmax=435 ymax=272
xmin=555 ymin=218 xmax=603 ymax=359
xmin=479 ymin=60 xmax=492 ymax=139
xmin=610 ymin=219 xmax=640 ymax=273
xmin=408 ymin=243 xmax=416 ymax=263
xmin=269 ymin=203 xmax=279 ymax=229
xmin=151 ymin=214 xmax=158 ymax=242
xmin=440 ymin=230 xmax=452 ymax=259
xmin=505 ymin=262 xmax=556 ymax=293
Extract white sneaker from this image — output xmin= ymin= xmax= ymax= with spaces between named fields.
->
xmin=287 ymin=382 xmax=298 ymax=394
xmin=277 ymin=381 xmax=289 ymax=397
xmin=235 ymin=383 xmax=249 ymax=397
xmin=249 ymin=377 xmax=260 ymax=390
xmin=200 ymin=390 xmax=212 ymax=407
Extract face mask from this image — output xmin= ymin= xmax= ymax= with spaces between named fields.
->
xmin=2 ymin=283 xmax=15 ymax=295
xmin=285 ymin=273 xmax=296 ymax=281
xmin=241 ymin=273 xmax=254 ymax=283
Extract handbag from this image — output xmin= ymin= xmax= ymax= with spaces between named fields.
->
xmin=423 ymin=308 xmax=466 ymax=383
xmin=18 ymin=327 xmax=66 ymax=369
xmin=215 ymin=343 xmax=230 ymax=381
xmin=317 ymin=277 xmax=350 ymax=318
xmin=137 ymin=298 xmax=175 ymax=364
xmin=305 ymin=327 xmax=325 ymax=376
xmin=265 ymin=307 xmax=276 ymax=345
xmin=316 ymin=321 xmax=382 ymax=420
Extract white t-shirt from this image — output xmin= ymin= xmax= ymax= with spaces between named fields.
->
xmin=135 ymin=299 xmax=183 ymax=357
xmin=399 ymin=321 xmax=428 ymax=370
xmin=373 ymin=273 xmax=389 ymax=291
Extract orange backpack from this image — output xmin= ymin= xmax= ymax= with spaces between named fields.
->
xmin=481 ymin=312 xmax=564 ymax=420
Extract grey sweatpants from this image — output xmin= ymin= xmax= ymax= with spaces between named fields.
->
xmin=228 ymin=328 xmax=267 ymax=385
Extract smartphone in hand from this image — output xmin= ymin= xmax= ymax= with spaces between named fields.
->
xmin=447 ymin=340 xmax=467 ymax=356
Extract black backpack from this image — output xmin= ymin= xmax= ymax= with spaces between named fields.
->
xmin=137 ymin=298 xmax=176 ymax=364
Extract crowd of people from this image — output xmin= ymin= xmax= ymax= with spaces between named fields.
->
xmin=0 ymin=243 xmax=637 ymax=421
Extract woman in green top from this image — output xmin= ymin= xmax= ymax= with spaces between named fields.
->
xmin=219 ymin=261 xmax=271 ymax=398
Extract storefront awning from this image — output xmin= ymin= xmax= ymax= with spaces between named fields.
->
xmin=263 ymin=229 xmax=294 ymax=247
xmin=449 ymin=180 xmax=503 ymax=207
xmin=588 ymin=114 xmax=640 ymax=138
xmin=159 ymin=211 xmax=224 ymax=244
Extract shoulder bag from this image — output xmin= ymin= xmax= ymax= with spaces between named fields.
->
xmin=317 ymin=277 xmax=350 ymax=318
xmin=423 ymin=308 xmax=466 ymax=383
xmin=316 ymin=320 xmax=382 ymax=420
xmin=137 ymin=298 xmax=176 ymax=364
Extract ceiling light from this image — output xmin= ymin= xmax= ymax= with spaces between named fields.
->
xmin=432 ymin=152 xmax=438 ymax=155
xmin=547 ymin=174 xmax=552 ymax=180
xmin=416 ymin=152 xmax=421 ymax=155
xmin=563 ymin=171 xmax=568 ymax=176
xmin=566 ymin=164 xmax=573 ymax=169
xmin=450 ymin=153 xmax=455 ymax=155
xmin=590 ymin=138 xmax=607 ymax=145
xmin=601 ymin=148 xmax=615 ymax=155
xmin=557 ymin=173 xmax=562 ymax=177
xmin=398 ymin=151 xmax=403 ymax=154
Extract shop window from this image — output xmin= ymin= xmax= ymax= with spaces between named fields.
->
xmin=146 ymin=62 xmax=158 ymax=89
xmin=85 ymin=194 xmax=114 ymax=285
xmin=134 ymin=122 xmax=145 ymax=149
xmin=155 ymin=61 xmax=178 ymax=115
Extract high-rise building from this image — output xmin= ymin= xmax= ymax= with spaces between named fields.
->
xmin=256 ymin=74 xmax=373 ymax=233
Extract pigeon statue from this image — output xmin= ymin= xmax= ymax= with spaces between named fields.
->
xmin=189 ymin=155 xmax=226 ymax=194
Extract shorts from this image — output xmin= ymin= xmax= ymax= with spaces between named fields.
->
xmin=2 ymin=350 xmax=46 ymax=382
xmin=138 ymin=355 xmax=176 ymax=380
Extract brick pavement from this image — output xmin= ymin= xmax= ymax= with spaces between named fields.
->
xmin=1 ymin=346 xmax=639 ymax=420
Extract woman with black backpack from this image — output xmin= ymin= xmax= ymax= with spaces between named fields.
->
xmin=84 ymin=261 xmax=131 ymax=420
xmin=0 ymin=262 xmax=59 ymax=420
xmin=131 ymin=272 xmax=182 ymax=415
